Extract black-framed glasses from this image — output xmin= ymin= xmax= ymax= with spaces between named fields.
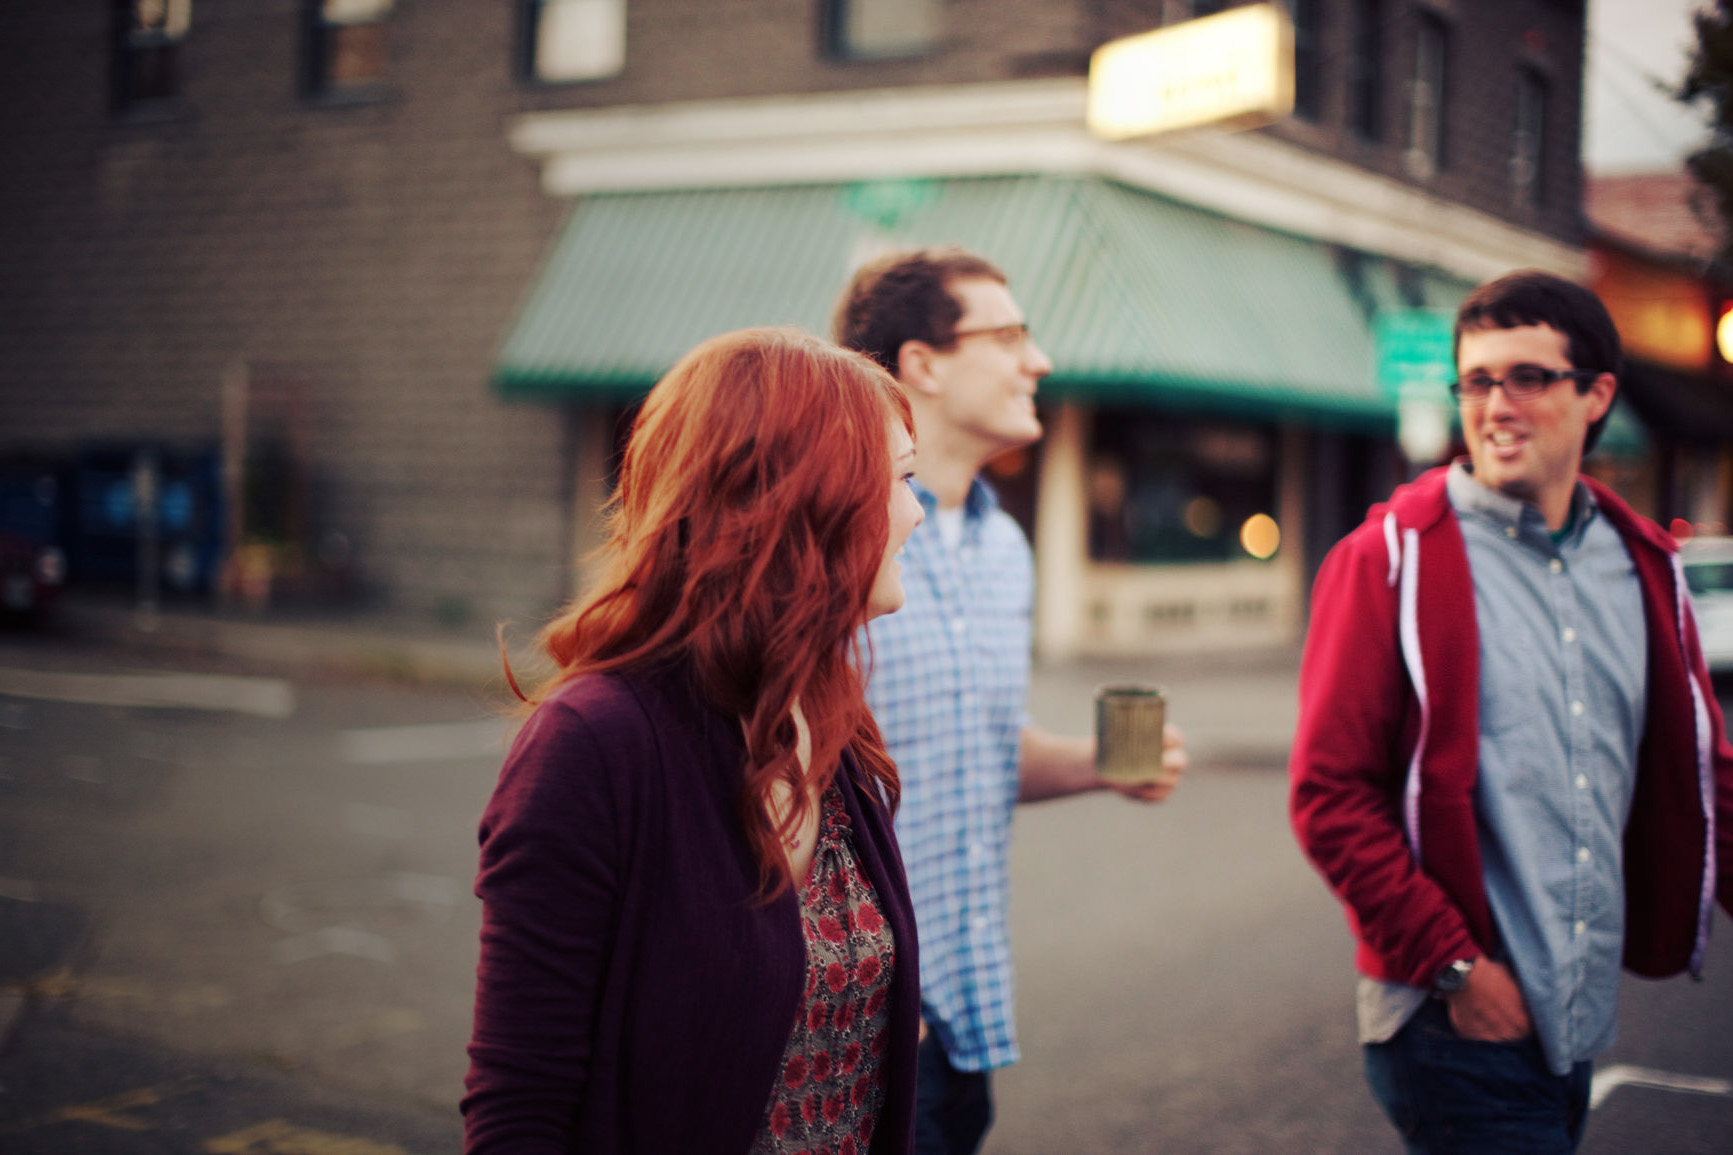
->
xmin=1449 ymin=365 xmax=1600 ymax=402
xmin=950 ymin=321 xmax=1032 ymax=351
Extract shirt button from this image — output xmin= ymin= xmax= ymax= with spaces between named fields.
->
xmin=1575 ymin=773 xmax=1589 ymax=790
xmin=1570 ymin=700 xmax=1585 ymax=717
xmin=972 ymin=915 xmax=989 ymax=931
xmin=1561 ymin=626 xmax=1577 ymax=644
xmin=968 ymin=842 xmax=985 ymax=859
xmin=1549 ymin=559 xmax=1564 ymax=574
xmin=1573 ymin=920 xmax=1587 ymax=936
xmin=1577 ymin=846 xmax=1591 ymax=864
xmin=951 ymin=618 xmax=968 ymax=634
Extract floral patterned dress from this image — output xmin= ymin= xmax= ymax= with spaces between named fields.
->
xmin=749 ymin=787 xmax=898 ymax=1155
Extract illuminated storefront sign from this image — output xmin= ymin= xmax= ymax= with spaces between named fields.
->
xmin=1593 ymin=250 xmax=1713 ymax=373
xmin=1087 ymin=3 xmax=1294 ymax=141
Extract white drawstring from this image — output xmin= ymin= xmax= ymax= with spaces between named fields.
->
xmin=1671 ymin=552 xmax=1716 ymax=977
xmin=1397 ymin=527 xmax=1427 ymax=861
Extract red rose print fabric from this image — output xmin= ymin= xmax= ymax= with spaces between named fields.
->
xmin=749 ymin=789 xmax=896 ymax=1155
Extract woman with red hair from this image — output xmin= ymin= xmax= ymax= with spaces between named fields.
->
xmin=463 ymin=328 xmax=925 ymax=1155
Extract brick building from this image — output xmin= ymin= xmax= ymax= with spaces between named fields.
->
xmin=0 ymin=1 xmax=1595 ymax=650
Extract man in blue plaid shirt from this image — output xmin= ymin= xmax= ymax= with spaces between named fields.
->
xmin=835 ymin=247 xmax=1187 ymax=1155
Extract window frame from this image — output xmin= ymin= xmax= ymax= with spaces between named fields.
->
xmin=822 ymin=0 xmax=944 ymax=62
xmin=1347 ymin=0 xmax=1383 ymax=143
xmin=517 ymin=0 xmax=628 ymax=86
xmin=300 ymin=0 xmax=394 ymax=105
xmin=1405 ymin=8 xmax=1449 ymax=178
xmin=110 ymin=0 xmax=192 ymax=116
xmin=1290 ymin=0 xmax=1323 ymax=123
xmin=1511 ymin=67 xmax=1548 ymax=209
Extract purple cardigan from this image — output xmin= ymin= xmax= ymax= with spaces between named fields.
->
xmin=462 ymin=662 xmax=920 ymax=1154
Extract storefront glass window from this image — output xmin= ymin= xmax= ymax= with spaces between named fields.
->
xmin=1088 ymin=409 xmax=1280 ymax=564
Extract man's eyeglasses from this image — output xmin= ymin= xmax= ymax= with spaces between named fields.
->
xmin=950 ymin=322 xmax=1032 ymax=352
xmin=1449 ymin=365 xmax=1601 ymax=403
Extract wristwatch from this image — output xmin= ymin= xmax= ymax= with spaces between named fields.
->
xmin=1433 ymin=958 xmax=1476 ymax=995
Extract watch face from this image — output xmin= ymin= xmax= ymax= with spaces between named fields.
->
xmin=1436 ymin=960 xmax=1473 ymax=992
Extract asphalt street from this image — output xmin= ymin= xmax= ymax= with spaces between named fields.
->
xmin=0 ymin=626 xmax=1729 ymax=1154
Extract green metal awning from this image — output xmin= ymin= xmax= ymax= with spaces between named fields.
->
xmin=494 ymin=174 xmax=1480 ymax=431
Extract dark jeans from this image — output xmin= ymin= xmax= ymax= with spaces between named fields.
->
xmin=1365 ymin=999 xmax=1594 ymax=1155
xmin=914 ymin=1031 xmax=993 ymax=1155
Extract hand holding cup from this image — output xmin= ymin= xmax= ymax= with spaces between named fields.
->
xmin=1095 ymin=684 xmax=1185 ymax=802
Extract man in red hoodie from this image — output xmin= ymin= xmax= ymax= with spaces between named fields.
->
xmin=1290 ymin=270 xmax=1733 ymax=1153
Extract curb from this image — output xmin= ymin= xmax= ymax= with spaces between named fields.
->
xmin=47 ymin=597 xmax=546 ymax=691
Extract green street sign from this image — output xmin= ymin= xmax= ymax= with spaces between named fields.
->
xmin=1374 ymin=309 xmax=1455 ymax=400
xmin=838 ymin=179 xmax=941 ymax=231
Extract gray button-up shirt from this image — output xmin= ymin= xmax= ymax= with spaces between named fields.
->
xmin=1360 ymin=463 xmax=1647 ymax=1076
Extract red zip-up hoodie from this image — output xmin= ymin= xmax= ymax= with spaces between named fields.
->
xmin=1290 ymin=466 xmax=1733 ymax=990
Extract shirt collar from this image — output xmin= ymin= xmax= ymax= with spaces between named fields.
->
xmin=911 ymin=475 xmax=1001 ymax=520
xmin=1446 ymin=458 xmax=1598 ymax=543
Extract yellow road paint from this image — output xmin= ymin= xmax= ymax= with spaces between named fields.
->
xmin=21 ymin=968 xmax=79 ymax=999
xmin=58 ymin=1079 xmax=203 ymax=1131
xmin=206 ymin=1118 xmax=408 ymax=1154
xmin=10 ymin=969 xmax=230 ymax=1012
xmin=0 ymin=1078 xmax=203 ymax=1135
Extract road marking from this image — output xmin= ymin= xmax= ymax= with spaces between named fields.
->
xmin=6 ymin=969 xmax=232 ymax=1016
xmin=0 ymin=667 xmax=295 ymax=718
xmin=338 ymin=718 xmax=508 ymax=764
xmin=1589 ymin=1063 xmax=1733 ymax=1110
xmin=206 ymin=1119 xmax=407 ymax=1154
xmin=0 ymin=1079 xmax=203 ymax=1136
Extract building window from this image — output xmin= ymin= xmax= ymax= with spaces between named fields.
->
xmin=520 ymin=0 xmax=626 ymax=84
xmin=1291 ymin=0 xmax=1322 ymax=122
xmin=1406 ymin=10 xmax=1448 ymax=178
xmin=1512 ymin=69 xmax=1547 ymax=208
xmin=111 ymin=0 xmax=190 ymax=113
xmin=1088 ymin=412 xmax=1279 ymax=564
xmin=825 ymin=0 xmax=942 ymax=60
xmin=302 ymin=0 xmax=392 ymax=100
xmin=1347 ymin=0 xmax=1382 ymax=142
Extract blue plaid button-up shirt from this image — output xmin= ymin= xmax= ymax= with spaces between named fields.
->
xmin=862 ymin=477 xmax=1032 ymax=1072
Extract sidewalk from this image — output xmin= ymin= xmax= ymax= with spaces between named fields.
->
xmin=38 ymin=592 xmax=1301 ymax=770
xmin=43 ymin=593 xmax=542 ymax=689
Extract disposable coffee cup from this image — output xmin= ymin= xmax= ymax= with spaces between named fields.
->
xmin=1095 ymin=683 xmax=1169 ymax=784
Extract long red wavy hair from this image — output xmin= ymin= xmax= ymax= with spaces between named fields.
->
xmin=522 ymin=327 xmax=911 ymax=896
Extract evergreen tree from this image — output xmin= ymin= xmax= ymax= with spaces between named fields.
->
xmin=1681 ymin=0 xmax=1733 ymax=269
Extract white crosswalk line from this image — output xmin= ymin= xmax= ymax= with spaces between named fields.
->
xmin=1589 ymin=1063 xmax=1733 ymax=1110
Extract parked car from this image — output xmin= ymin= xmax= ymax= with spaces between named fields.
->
xmin=0 ymin=530 xmax=65 ymax=619
xmin=1682 ymin=536 xmax=1733 ymax=677
xmin=0 ymin=462 xmax=68 ymax=621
